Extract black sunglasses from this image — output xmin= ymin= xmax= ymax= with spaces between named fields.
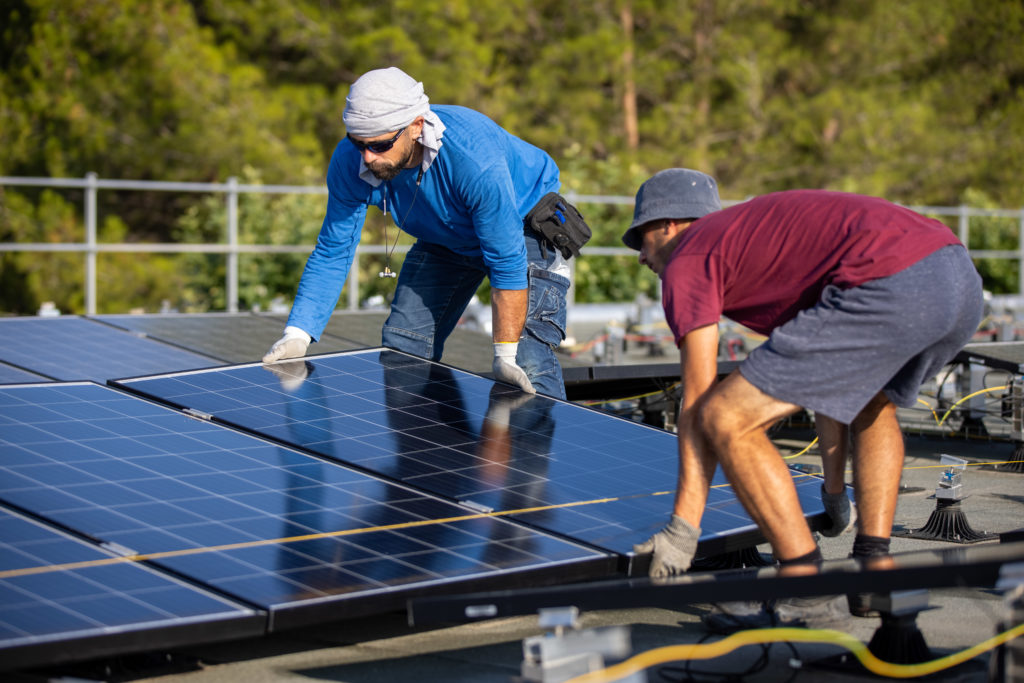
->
xmin=347 ymin=127 xmax=407 ymax=154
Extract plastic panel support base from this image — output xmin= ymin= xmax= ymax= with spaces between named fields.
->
xmin=894 ymin=499 xmax=998 ymax=544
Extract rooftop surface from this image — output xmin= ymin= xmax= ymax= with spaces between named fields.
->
xmin=1 ymin=311 xmax=1022 ymax=683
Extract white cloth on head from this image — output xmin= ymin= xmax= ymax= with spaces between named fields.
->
xmin=343 ymin=67 xmax=445 ymax=186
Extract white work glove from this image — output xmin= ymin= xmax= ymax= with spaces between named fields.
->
xmin=633 ymin=514 xmax=701 ymax=578
xmin=492 ymin=342 xmax=536 ymax=394
xmin=819 ymin=484 xmax=857 ymax=537
xmin=262 ymin=326 xmax=311 ymax=363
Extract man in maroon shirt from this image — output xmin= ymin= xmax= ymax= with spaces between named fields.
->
xmin=623 ymin=169 xmax=983 ymax=623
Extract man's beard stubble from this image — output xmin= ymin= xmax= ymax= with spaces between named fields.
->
xmin=368 ymin=144 xmax=415 ymax=181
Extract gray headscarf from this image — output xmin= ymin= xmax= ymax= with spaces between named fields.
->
xmin=343 ymin=67 xmax=445 ymax=185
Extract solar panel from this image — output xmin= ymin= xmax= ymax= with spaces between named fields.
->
xmin=113 ymin=349 xmax=828 ymax=558
xmin=0 ymin=317 xmax=221 ymax=382
xmin=278 ymin=311 xmax=522 ymax=376
xmin=0 ymin=505 xmax=262 ymax=672
xmin=0 ymin=382 xmax=610 ymax=632
xmin=291 ymin=311 xmax=389 ymax=348
xmin=95 ymin=313 xmax=365 ymax=364
xmin=0 ymin=361 xmax=48 ymax=385
xmin=957 ymin=341 xmax=1024 ymax=373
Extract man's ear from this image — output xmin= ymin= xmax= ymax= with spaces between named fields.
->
xmin=666 ymin=218 xmax=693 ymax=234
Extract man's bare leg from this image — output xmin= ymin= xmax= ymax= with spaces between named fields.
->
xmin=815 ymin=414 xmax=849 ymax=496
xmin=850 ymin=392 xmax=904 ymax=539
xmin=700 ymin=372 xmax=817 ymax=562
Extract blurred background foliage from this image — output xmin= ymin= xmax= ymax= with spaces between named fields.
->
xmin=1 ymin=0 xmax=1022 ymax=313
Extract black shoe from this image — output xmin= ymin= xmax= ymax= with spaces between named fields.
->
xmin=702 ymin=601 xmax=774 ymax=634
xmin=703 ymin=595 xmax=848 ymax=634
xmin=847 ymin=592 xmax=882 ymax=618
xmin=773 ymin=595 xmax=849 ymax=626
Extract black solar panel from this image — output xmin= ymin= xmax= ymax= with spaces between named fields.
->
xmin=273 ymin=311 xmax=513 ymax=375
xmin=0 ymin=382 xmax=610 ymax=632
xmin=113 ymin=349 xmax=828 ymax=557
xmin=0 ymin=317 xmax=220 ymax=382
xmin=287 ymin=311 xmax=389 ymax=348
xmin=95 ymin=313 xmax=365 ymax=364
xmin=0 ymin=362 xmax=48 ymax=385
xmin=0 ymin=505 xmax=262 ymax=671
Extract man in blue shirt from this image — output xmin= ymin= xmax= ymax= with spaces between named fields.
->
xmin=263 ymin=67 xmax=576 ymax=398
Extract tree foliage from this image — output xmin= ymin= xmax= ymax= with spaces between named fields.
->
xmin=1 ymin=0 xmax=1022 ymax=313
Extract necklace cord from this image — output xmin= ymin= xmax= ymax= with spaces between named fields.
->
xmin=382 ymin=167 xmax=424 ymax=275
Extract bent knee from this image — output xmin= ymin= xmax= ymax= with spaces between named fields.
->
xmin=697 ymin=393 xmax=745 ymax=450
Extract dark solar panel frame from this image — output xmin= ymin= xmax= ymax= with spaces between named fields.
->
xmin=0 ymin=382 xmax=612 ymax=633
xmin=0 ymin=317 xmax=221 ymax=382
xmin=95 ymin=313 xmax=367 ymax=364
xmin=112 ymin=349 xmax=828 ymax=561
xmin=267 ymin=311 xmax=389 ymax=350
xmin=0 ymin=505 xmax=263 ymax=672
xmin=957 ymin=341 xmax=1024 ymax=373
xmin=0 ymin=361 xmax=49 ymax=385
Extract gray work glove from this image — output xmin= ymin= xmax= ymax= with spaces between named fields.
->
xmin=492 ymin=342 xmax=536 ymax=394
xmin=262 ymin=326 xmax=311 ymax=363
xmin=819 ymin=484 xmax=857 ymax=537
xmin=633 ymin=514 xmax=701 ymax=578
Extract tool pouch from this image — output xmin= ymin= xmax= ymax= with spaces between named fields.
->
xmin=524 ymin=192 xmax=592 ymax=259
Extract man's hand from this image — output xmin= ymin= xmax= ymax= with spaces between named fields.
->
xmin=819 ymin=484 xmax=856 ymax=537
xmin=263 ymin=326 xmax=311 ymax=363
xmin=633 ymin=514 xmax=701 ymax=578
xmin=492 ymin=342 xmax=535 ymax=394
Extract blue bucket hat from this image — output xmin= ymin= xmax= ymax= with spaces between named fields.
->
xmin=622 ymin=169 xmax=721 ymax=250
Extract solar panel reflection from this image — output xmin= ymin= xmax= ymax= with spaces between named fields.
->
xmin=0 ymin=317 xmax=219 ymax=382
xmin=114 ymin=349 xmax=827 ymax=555
xmin=0 ymin=382 xmax=609 ymax=631
xmin=0 ymin=506 xmax=261 ymax=671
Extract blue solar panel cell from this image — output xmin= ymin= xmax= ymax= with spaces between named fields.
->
xmin=0 ymin=362 xmax=47 ymax=384
xmin=0 ymin=382 xmax=610 ymax=631
xmin=0 ymin=506 xmax=261 ymax=671
xmin=114 ymin=349 xmax=827 ymax=557
xmin=94 ymin=313 xmax=364 ymax=363
xmin=0 ymin=317 xmax=220 ymax=382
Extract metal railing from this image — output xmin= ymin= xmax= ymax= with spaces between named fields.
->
xmin=3 ymin=173 xmax=1024 ymax=315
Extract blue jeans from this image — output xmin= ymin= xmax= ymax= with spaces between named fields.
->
xmin=382 ymin=231 xmax=569 ymax=399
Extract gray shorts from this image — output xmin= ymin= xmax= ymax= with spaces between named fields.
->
xmin=739 ymin=246 xmax=983 ymax=424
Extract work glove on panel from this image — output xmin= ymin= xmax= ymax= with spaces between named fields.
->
xmin=819 ymin=484 xmax=857 ymax=537
xmin=262 ymin=326 xmax=311 ymax=363
xmin=492 ymin=342 xmax=536 ymax=394
xmin=633 ymin=514 xmax=701 ymax=578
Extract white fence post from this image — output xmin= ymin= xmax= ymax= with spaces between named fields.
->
xmin=958 ymin=204 xmax=969 ymax=247
xmin=85 ymin=172 xmax=98 ymax=316
xmin=1019 ymin=208 xmax=1024 ymax=295
xmin=226 ymin=176 xmax=239 ymax=313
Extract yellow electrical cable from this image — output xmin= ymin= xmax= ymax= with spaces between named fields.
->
xmin=563 ymin=623 xmax=1024 ymax=683
xmin=581 ymin=383 xmax=680 ymax=406
xmin=916 ymin=397 xmax=940 ymax=423
xmin=936 ymin=385 xmax=1007 ymax=426
xmin=782 ymin=436 xmax=818 ymax=459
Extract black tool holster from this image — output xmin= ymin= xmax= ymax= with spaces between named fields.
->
xmin=524 ymin=193 xmax=592 ymax=259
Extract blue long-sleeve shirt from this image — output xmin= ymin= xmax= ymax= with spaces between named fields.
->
xmin=287 ymin=105 xmax=560 ymax=341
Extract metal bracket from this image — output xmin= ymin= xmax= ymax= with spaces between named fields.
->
xmin=520 ymin=607 xmax=641 ymax=683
